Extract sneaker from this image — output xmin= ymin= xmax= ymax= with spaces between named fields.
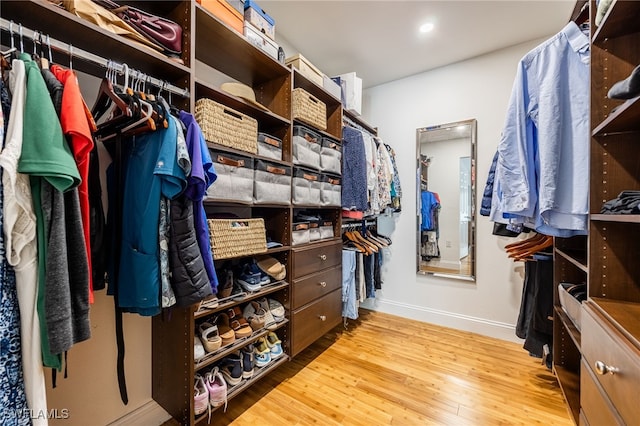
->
xmin=243 ymin=301 xmax=267 ymax=331
xmin=194 ymin=375 xmax=209 ymax=416
xmin=254 ymin=337 xmax=271 ymax=367
xmin=219 ymin=354 xmax=243 ymax=386
xmin=265 ymin=332 xmax=284 ymax=359
xmin=241 ymin=345 xmax=255 ymax=379
xmin=247 ymin=259 xmax=271 ymax=285
xmin=204 ymin=367 xmax=227 ymax=410
xmin=268 ymin=298 xmax=285 ymax=322
xmin=236 ymin=266 xmax=262 ymax=292
xmin=257 ymin=297 xmax=278 ymax=330
xmin=194 ymin=336 xmax=206 ymax=361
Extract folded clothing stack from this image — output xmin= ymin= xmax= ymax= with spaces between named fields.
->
xmin=601 ymin=190 xmax=640 ymax=214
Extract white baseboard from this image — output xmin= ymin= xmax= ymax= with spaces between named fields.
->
xmin=360 ymin=298 xmax=522 ymax=343
xmin=107 ymin=400 xmax=172 ymax=426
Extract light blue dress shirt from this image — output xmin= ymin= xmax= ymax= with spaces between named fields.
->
xmin=495 ymin=21 xmax=590 ymax=237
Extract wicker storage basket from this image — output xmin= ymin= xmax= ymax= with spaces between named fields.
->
xmin=195 ymin=98 xmax=258 ymax=154
xmin=208 ymin=218 xmax=267 ymax=260
xmin=292 ymin=88 xmax=327 ymax=131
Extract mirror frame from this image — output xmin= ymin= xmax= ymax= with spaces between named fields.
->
xmin=416 ymin=118 xmax=477 ymax=282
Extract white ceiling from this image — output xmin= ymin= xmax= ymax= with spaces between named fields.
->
xmin=262 ymin=0 xmax=577 ymax=88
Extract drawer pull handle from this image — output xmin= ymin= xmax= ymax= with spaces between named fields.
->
xmin=595 ymin=360 xmax=619 ymax=375
xmin=319 ymin=315 xmax=326 ymax=321
xmin=319 ymin=254 xmax=327 ymax=261
xmin=319 ymin=281 xmax=327 ymax=287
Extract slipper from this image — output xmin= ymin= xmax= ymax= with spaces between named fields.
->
xmin=214 ymin=313 xmax=236 ymax=346
xmin=256 ymin=255 xmax=286 ymax=281
xmin=243 ymin=301 xmax=267 ymax=331
xmin=227 ymin=306 xmax=253 ymax=338
xmin=198 ymin=322 xmax=222 ymax=352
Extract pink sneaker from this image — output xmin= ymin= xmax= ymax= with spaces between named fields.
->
xmin=205 ymin=367 xmax=228 ymax=411
xmin=194 ymin=375 xmax=209 ymax=416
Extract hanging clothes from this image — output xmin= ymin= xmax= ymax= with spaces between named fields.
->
xmin=341 ymin=249 xmax=357 ymax=320
xmin=386 ymin=144 xmax=402 ymax=212
xmin=0 ymin=79 xmax=30 ymax=426
xmin=0 ymin=58 xmax=49 ymax=426
xmin=341 ymin=126 xmax=368 ymax=212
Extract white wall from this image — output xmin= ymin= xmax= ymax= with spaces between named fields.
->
xmin=361 ymin=37 xmax=550 ymax=342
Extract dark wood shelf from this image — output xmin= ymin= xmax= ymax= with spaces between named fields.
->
xmin=553 ymin=364 xmax=581 ymax=425
xmin=555 ymin=306 xmax=582 ymax=349
xmin=590 ymin=298 xmax=640 ymax=350
xmin=344 ymin=109 xmax=378 ymax=136
xmin=292 ymin=118 xmax=343 ymax=142
xmin=0 ymin=0 xmax=191 ymax=82
xmin=266 ymin=245 xmax=291 ymax=254
xmin=592 ymin=96 xmax=640 ymax=136
xmin=292 ymin=204 xmax=342 ymax=209
xmin=194 ymin=281 xmax=289 ymax=320
xmin=195 ymin=79 xmax=291 ymax=128
xmin=555 ymin=248 xmax=588 ymax=273
xmin=290 ymin=237 xmax=342 ymax=249
xmin=593 ymin=0 xmax=640 ymax=46
xmin=292 ymin=69 xmax=341 ymax=105
xmin=591 ymin=214 xmax=640 ymax=223
xmin=194 ymin=4 xmax=290 ymax=86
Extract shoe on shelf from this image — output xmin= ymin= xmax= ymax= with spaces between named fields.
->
xmin=198 ymin=295 xmax=219 ymax=310
xmin=257 ymin=298 xmax=278 ymax=330
xmin=219 ymin=354 xmax=243 ymax=386
xmin=216 ymin=268 xmax=234 ymax=299
xmin=236 ymin=266 xmax=262 ymax=292
xmin=214 ymin=313 xmax=236 ymax=346
xmin=254 ymin=337 xmax=272 ymax=368
xmin=227 ymin=306 xmax=253 ymax=339
xmin=198 ymin=322 xmax=222 ymax=352
xmin=265 ymin=332 xmax=284 ymax=360
xmin=194 ymin=375 xmax=209 ymax=416
xmin=240 ymin=344 xmax=255 ymax=379
xmin=268 ymin=298 xmax=285 ymax=323
xmin=243 ymin=301 xmax=267 ymax=331
xmin=194 ymin=336 xmax=206 ymax=361
xmin=247 ymin=259 xmax=271 ymax=285
xmin=204 ymin=366 xmax=227 ymax=410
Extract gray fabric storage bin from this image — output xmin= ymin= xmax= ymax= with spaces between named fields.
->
xmin=292 ymin=222 xmax=311 ymax=246
xmin=320 ymin=174 xmax=341 ymax=207
xmin=309 ymin=221 xmax=321 ymax=242
xmin=292 ymin=167 xmax=321 ymax=206
xmin=320 ymin=136 xmax=342 ymax=175
xmin=253 ymin=160 xmax=291 ymax=205
xmin=206 ymin=151 xmax=254 ymax=203
xmin=257 ymin=133 xmax=283 ymax=161
xmin=319 ymin=221 xmax=334 ymax=240
xmin=292 ymin=125 xmax=321 ymax=169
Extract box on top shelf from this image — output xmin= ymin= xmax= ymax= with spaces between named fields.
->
xmin=286 ymin=54 xmax=324 ymax=87
xmin=244 ymin=0 xmax=276 ymax=40
xmin=198 ymin=0 xmax=244 ymax=34
xmin=244 ymin=22 xmax=279 ymax=60
xmin=323 ymin=75 xmax=341 ymax=100
xmin=227 ymin=0 xmax=245 ymax=14
xmin=332 ymin=72 xmax=362 ymax=116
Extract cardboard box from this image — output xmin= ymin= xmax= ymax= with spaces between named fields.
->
xmin=198 ymin=0 xmax=243 ymax=34
xmin=244 ymin=0 xmax=275 ymax=40
xmin=332 ymin=72 xmax=362 ymax=116
xmin=244 ymin=22 xmax=278 ymax=60
xmin=286 ymin=54 xmax=323 ymax=87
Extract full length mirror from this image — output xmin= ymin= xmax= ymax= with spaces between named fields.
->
xmin=417 ymin=119 xmax=476 ymax=281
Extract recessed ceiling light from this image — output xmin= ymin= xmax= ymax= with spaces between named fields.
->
xmin=419 ymin=23 xmax=434 ymax=33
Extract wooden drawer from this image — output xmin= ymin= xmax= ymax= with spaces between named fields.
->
xmin=292 ymin=266 xmax=341 ymax=309
xmin=582 ymin=303 xmax=640 ymax=425
xmin=292 ymin=241 xmax=341 ymax=278
xmin=580 ymin=360 xmax=624 ymax=426
xmin=290 ymin=288 xmax=341 ymax=356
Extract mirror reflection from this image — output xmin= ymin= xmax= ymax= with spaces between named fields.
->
xmin=417 ymin=119 xmax=476 ymax=281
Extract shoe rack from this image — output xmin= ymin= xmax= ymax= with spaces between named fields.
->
xmin=553 ymin=1 xmax=640 ymax=424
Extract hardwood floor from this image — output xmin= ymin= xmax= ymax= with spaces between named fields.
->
xmin=186 ymin=309 xmax=571 ymax=425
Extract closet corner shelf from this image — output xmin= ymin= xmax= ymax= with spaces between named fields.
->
xmin=0 ymin=0 xmax=191 ymax=80
xmin=554 ymin=248 xmax=588 ymax=272
xmin=344 ymin=109 xmax=378 ymax=136
xmin=194 ymin=79 xmax=291 ymax=127
xmin=554 ymin=306 xmax=582 ymax=349
xmin=590 ymin=214 xmax=640 ymax=224
xmin=553 ymin=364 xmax=580 ymax=425
xmin=194 ymin=3 xmax=290 ymax=86
xmin=292 ymin=69 xmax=341 ymax=105
xmin=592 ymin=96 xmax=640 ymax=136
xmin=592 ymin=0 xmax=640 ymax=46
xmin=588 ymin=298 xmax=640 ymax=349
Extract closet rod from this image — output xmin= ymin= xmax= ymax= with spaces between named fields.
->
xmin=341 ymin=219 xmax=377 ymax=229
xmin=0 ymin=18 xmax=190 ymax=99
xmin=343 ymin=115 xmax=373 ymax=136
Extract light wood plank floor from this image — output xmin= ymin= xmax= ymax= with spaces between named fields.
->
xmin=194 ymin=309 xmax=572 ymax=425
